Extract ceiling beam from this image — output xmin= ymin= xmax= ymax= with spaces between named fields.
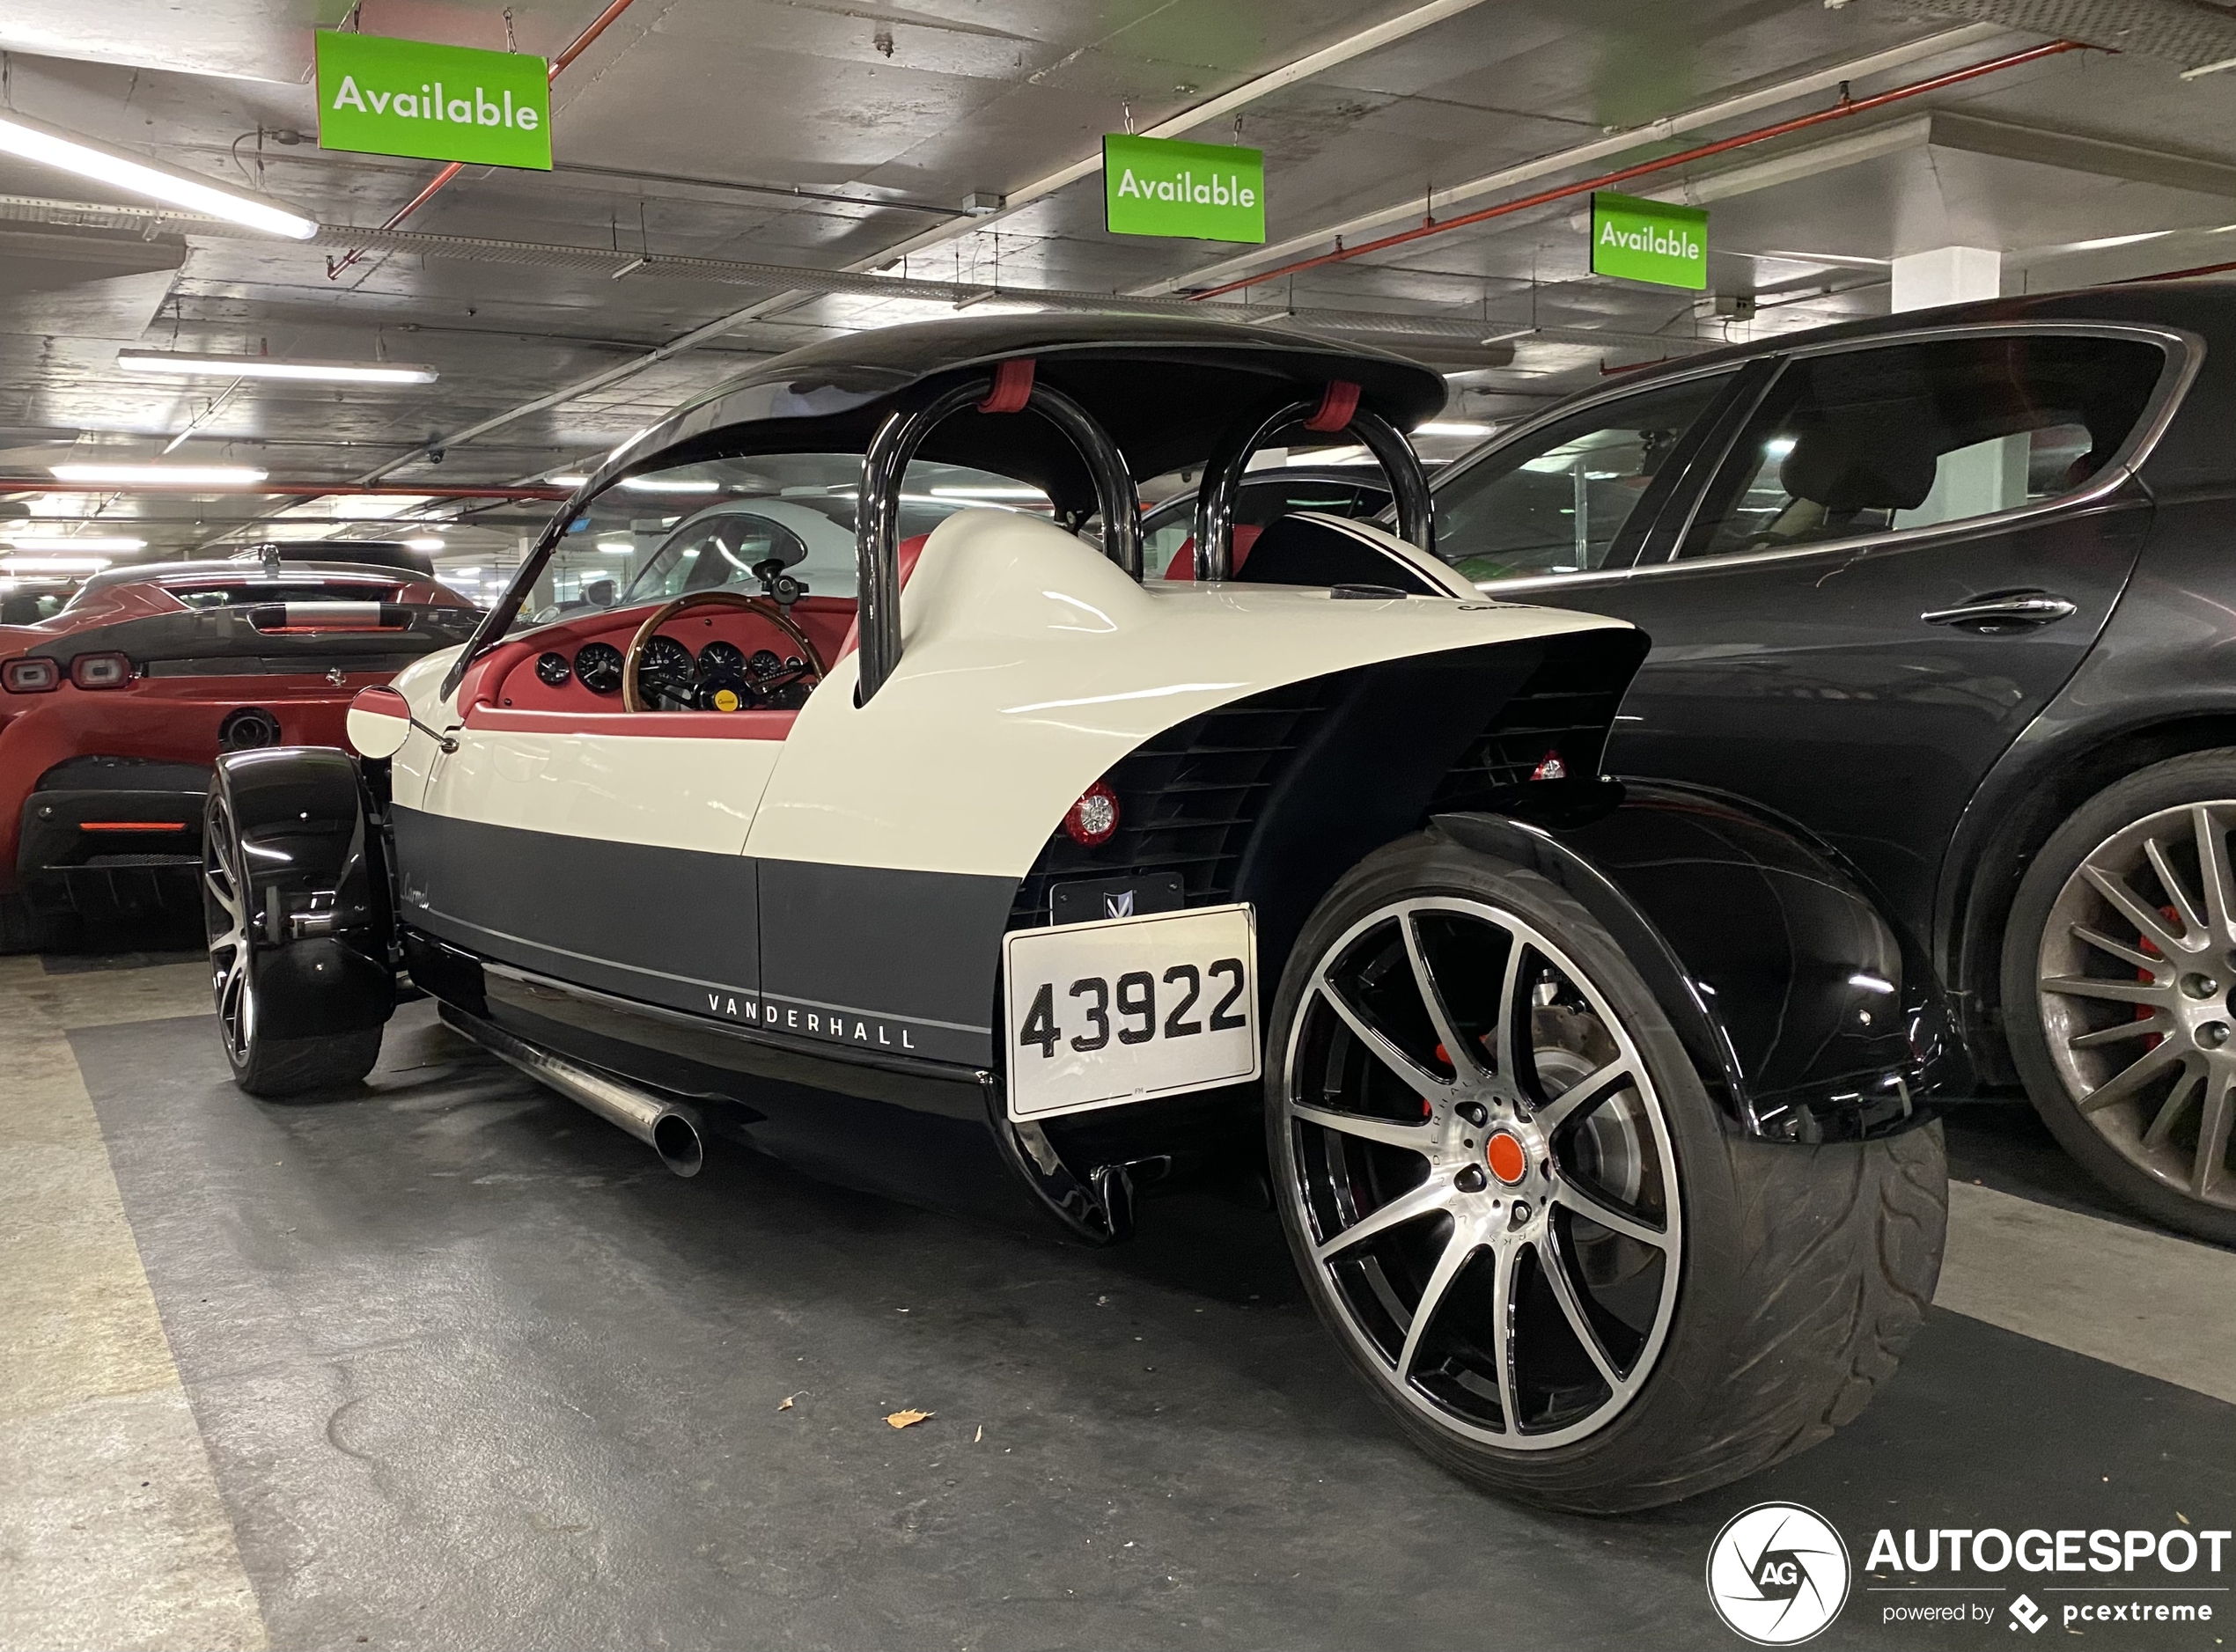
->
xmin=857 ymin=0 xmax=1496 ymax=271
xmin=351 ymin=0 xmax=1496 ymax=481
xmin=1128 ymin=24 xmax=2008 ymax=297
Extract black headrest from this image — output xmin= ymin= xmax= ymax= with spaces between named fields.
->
xmin=1238 ymin=511 xmax=1449 ymax=595
xmin=1778 ymin=417 xmax=1938 ymax=513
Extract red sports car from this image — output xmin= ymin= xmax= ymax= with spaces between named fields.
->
xmin=0 ymin=547 xmax=478 ymax=950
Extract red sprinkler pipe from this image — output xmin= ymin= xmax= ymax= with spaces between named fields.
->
xmin=0 ymin=480 xmax=570 ymax=500
xmin=327 ymin=0 xmax=649 ymax=279
xmin=1188 ymin=40 xmax=2091 ymax=302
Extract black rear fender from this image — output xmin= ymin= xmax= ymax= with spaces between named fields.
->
xmin=1435 ymin=783 xmax=1967 ymax=1142
xmin=212 ymin=745 xmax=394 ymax=1036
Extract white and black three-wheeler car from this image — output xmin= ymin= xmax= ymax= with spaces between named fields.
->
xmin=203 ymin=315 xmax=1951 ymax=1513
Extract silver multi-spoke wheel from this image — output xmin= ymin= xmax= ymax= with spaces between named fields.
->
xmin=2036 ymin=800 xmax=2236 ymax=1212
xmin=202 ymin=789 xmax=256 ymax=1064
xmin=1281 ymin=895 xmax=1681 ymax=1450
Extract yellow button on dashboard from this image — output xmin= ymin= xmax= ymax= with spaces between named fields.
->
xmin=713 ymin=687 xmax=741 ymax=713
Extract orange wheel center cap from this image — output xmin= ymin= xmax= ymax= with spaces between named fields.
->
xmin=1484 ymin=1130 xmax=1528 ymax=1186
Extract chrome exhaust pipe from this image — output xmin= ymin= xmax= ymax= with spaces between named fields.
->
xmin=451 ymin=1010 xmax=704 ymax=1177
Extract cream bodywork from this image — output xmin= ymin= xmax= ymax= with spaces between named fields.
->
xmin=379 ymin=509 xmax=1630 ymax=874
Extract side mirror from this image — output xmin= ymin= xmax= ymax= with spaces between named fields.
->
xmin=584 ymin=577 xmax=617 ymax=607
xmin=346 ymin=685 xmax=412 ymax=760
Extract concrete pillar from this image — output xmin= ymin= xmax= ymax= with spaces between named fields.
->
xmin=1887 ymin=246 xmax=2018 ymax=526
xmin=1889 ymin=245 xmax=2000 ymax=312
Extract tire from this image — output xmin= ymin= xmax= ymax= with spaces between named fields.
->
xmin=202 ymin=782 xmax=381 ymax=1098
xmin=1267 ymin=830 xmax=1946 ymax=1514
xmin=0 ymin=890 xmax=69 ymax=955
xmin=2003 ymin=752 xmax=2236 ymax=1245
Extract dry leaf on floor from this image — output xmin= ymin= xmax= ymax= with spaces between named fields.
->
xmin=974 ymin=1425 xmax=982 ymax=1443
xmin=885 ymin=1408 xmax=933 ymax=1429
xmin=777 ymin=1395 xmax=797 ymax=1411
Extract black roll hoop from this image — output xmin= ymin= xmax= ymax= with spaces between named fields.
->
xmin=1191 ymin=383 xmax=1434 ymax=582
xmin=854 ymin=359 xmax=1141 ymax=705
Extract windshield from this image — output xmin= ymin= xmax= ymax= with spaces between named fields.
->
xmin=514 ymin=452 xmax=1050 ymax=628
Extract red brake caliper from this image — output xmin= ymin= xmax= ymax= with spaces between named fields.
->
xmin=2138 ymin=906 xmax=2180 ymax=1049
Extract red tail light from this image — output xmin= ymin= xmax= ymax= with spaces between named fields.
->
xmin=1063 ymin=781 xmax=1121 ymax=847
xmin=70 ymin=652 xmax=132 ymax=689
xmin=2 ymin=657 xmax=58 ymax=694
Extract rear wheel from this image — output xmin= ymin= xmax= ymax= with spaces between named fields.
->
xmin=202 ymin=783 xmax=380 ymax=1097
xmin=2004 ymin=753 xmax=2236 ymax=1245
xmin=1268 ymin=832 xmax=1945 ymax=1513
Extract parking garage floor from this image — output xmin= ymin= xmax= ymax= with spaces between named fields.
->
xmin=6 ymin=938 xmax=2234 ymax=1652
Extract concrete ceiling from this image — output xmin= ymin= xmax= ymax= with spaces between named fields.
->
xmin=1 ymin=0 xmax=2233 ymax=563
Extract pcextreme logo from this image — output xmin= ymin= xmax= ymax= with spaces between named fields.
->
xmin=1707 ymin=1502 xmax=1852 ymax=1645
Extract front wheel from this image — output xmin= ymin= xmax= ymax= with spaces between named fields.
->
xmin=1267 ymin=832 xmax=1945 ymax=1514
xmin=202 ymin=781 xmax=380 ymax=1097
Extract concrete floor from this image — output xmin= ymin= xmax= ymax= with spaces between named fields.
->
xmin=4 ymin=937 xmax=2234 ymax=1652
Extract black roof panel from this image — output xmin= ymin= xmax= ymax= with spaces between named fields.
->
xmin=585 ymin=312 xmax=1449 ymax=518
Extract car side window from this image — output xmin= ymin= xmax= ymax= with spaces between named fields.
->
xmin=1678 ymin=334 xmax=2166 ymax=561
xmin=1432 ymin=373 xmax=1736 ymax=582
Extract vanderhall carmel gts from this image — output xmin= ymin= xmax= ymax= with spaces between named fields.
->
xmin=202 ymin=316 xmax=1949 ymax=1513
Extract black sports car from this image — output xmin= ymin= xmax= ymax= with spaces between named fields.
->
xmin=1431 ymin=282 xmax=2236 ymax=1243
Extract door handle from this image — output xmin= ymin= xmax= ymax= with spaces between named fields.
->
xmin=1920 ymin=591 xmax=2078 ymax=632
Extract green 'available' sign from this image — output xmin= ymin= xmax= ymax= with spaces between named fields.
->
xmin=1590 ymin=191 xmax=1708 ymax=290
xmin=1104 ymin=134 xmax=1265 ymax=243
xmin=315 ymin=32 xmax=552 ymax=171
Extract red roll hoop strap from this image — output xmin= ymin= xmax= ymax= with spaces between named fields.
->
xmin=978 ymin=357 xmax=1036 ymax=414
xmin=1303 ymin=378 xmax=1360 ymax=433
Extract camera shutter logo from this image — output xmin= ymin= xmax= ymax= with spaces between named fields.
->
xmin=1705 ymin=1502 xmax=1851 ymax=1645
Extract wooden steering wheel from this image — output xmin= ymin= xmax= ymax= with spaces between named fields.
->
xmin=621 ymin=587 xmax=829 ymax=713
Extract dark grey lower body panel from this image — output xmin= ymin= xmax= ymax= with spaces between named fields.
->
xmin=391 ymin=804 xmax=1014 ymax=1067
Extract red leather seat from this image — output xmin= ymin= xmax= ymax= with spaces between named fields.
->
xmin=1160 ymin=523 xmax=1262 ymax=581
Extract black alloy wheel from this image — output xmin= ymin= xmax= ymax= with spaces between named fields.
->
xmin=1268 ymin=831 xmax=1947 ymax=1513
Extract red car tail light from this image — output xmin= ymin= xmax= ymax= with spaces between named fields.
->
xmin=70 ymin=652 xmax=132 ymax=689
xmin=2 ymin=657 xmax=58 ymax=694
xmin=1063 ymin=781 xmax=1121 ymax=847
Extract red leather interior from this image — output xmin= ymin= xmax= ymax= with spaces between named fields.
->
xmin=454 ymin=533 xmax=935 ymax=739
xmin=464 ymin=704 xmax=799 ymax=740
xmin=1160 ymin=522 xmax=1261 ymax=581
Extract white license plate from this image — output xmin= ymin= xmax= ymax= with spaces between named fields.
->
xmin=1002 ymin=902 xmax=1260 ymax=1121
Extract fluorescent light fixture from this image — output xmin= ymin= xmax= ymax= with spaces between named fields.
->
xmin=1290 ymin=446 xmax=1371 ymax=466
xmin=547 ymin=474 xmax=590 ymax=488
xmin=1416 ymin=422 xmax=1494 ymax=437
xmin=1764 ymin=436 xmax=1797 ymax=459
xmin=0 ymin=108 xmax=317 ymax=239
xmin=0 ymin=554 xmax=113 ymax=574
xmin=448 ymin=567 xmax=485 ymax=576
xmin=2055 ymin=231 xmax=2173 ymax=254
xmin=2 ymin=534 xmax=144 ymax=551
xmin=117 ymin=350 xmax=438 ymax=385
xmin=403 ymin=536 xmax=446 ymax=552
xmin=618 ymin=477 xmax=718 ymax=493
xmin=50 ymin=463 xmax=268 ymax=487
xmin=327 ymin=495 xmax=430 ymax=520
xmin=930 ymin=485 xmax=1048 ymax=499
xmin=595 ymin=538 xmax=636 ymax=554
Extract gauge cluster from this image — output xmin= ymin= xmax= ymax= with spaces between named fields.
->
xmin=505 ymin=625 xmax=824 ymax=713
